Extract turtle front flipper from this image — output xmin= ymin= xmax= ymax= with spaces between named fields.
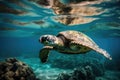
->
xmin=92 ymin=47 xmax=112 ymax=60
xmin=70 ymin=41 xmax=112 ymax=60
xmin=39 ymin=46 xmax=53 ymax=63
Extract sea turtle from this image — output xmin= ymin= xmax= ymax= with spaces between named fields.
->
xmin=39 ymin=30 xmax=112 ymax=63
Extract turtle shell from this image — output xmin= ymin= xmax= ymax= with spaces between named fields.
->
xmin=57 ymin=30 xmax=98 ymax=48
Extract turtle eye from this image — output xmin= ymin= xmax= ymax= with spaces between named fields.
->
xmin=46 ymin=37 xmax=49 ymax=40
xmin=40 ymin=36 xmax=48 ymax=43
xmin=43 ymin=37 xmax=47 ymax=40
xmin=44 ymin=36 xmax=53 ymax=43
xmin=47 ymin=37 xmax=53 ymax=42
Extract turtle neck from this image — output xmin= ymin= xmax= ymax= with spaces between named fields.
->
xmin=57 ymin=35 xmax=69 ymax=47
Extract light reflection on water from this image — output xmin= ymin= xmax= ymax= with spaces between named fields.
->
xmin=0 ymin=0 xmax=119 ymax=38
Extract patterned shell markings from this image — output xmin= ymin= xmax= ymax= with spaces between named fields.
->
xmin=58 ymin=30 xmax=98 ymax=49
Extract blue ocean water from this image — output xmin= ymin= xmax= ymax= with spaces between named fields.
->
xmin=0 ymin=0 xmax=120 ymax=80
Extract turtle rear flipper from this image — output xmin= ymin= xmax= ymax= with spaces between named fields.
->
xmin=39 ymin=46 xmax=53 ymax=63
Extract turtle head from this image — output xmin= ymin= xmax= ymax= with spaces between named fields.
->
xmin=39 ymin=35 xmax=58 ymax=46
